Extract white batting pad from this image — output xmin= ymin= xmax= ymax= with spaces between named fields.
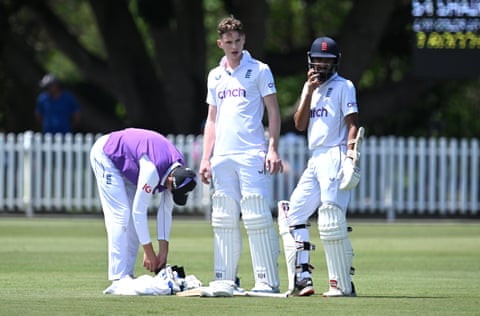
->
xmin=211 ymin=193 xmax=242 ymax=281
xmin=241 ymin=194 xmax=280 ymax=290
xmin=277 ymin=200 xmax=296 ymax=292
xmin=317 ymin=203 xmax=352 ymax=295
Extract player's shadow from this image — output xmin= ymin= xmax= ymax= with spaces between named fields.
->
xmin=357 ymin=295 xmax=447 ymax=299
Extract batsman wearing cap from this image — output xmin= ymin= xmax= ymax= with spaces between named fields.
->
xmin=90 ymin=128 xmax=197 ymax=293
xmin=278 ymin=36 xmax=364 ymax=297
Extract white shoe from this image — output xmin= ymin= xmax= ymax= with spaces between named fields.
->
xmin=322 ymin=282 xmax=356 ymax=297
xmin=250 ymin=282 xmax=280 ymax=293
xmin=322 ymin=287 xmax=345 ymax=297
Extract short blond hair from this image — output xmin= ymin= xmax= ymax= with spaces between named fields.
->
xmin=217 ymin=16 xmax=244 ymax=37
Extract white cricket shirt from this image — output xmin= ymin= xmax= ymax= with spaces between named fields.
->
xmin=300 ymin=73 xmax=359 ymax=150
xmin=206 ymin=50 xmax=277 ymax=155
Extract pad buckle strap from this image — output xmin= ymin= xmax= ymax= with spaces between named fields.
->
xmin=296 ymin=263 xmax=315 ymax=273
xmin=289 ymin=224 xmax=310 ymax=231
xmin=295 ymin=241 xmax=316 ymax=251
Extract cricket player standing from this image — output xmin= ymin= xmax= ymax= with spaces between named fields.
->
xmin=278 ymin=36 xmax=363 ymax=297
xmin=199 ymin=16 xmax=283 ymax=293
xmin=90 ymin=128 xmax=197 ymax=293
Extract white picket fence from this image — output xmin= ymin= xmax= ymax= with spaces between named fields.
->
xmin=0 ymin=131 xmax=479 ymax=219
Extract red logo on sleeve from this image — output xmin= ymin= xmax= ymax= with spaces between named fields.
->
xmin=142 ymin=183 xmax=152 ymax=194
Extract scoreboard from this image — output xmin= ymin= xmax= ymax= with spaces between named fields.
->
xmin=412 ymin=0 xmax=480 ymax=78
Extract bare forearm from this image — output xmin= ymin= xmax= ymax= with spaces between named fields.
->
xmin=264 ymin=94 xmax=281 ymax=151
xmin=201 ymin=122 xmax=215 ymax=161
xmin=294 ymin=94 xmax=312 ymax=131
xmin=268 ymin=113 xmax=281 ymax=152
xmin=157 ymin=239 xmax=169 ymax=269
xmin=143 ymin=242 xmax=155 ymax=257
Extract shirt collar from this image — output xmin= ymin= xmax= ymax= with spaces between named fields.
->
xmin=219 ymin=50 xmax=252 ymax=69
xmin=161 ymin=162 xmax=182 ymax=186
xmin=321 ymin=72 xmax=338 ymax=85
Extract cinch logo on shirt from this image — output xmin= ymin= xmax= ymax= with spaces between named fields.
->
xmin=217 ymin=87 xmax=246 ymax=99
xmin=310 ymin=107 xmax=328 ymax=118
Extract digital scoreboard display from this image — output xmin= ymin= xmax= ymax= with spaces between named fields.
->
xmin=412 ymin=0 xmax=480 ymax=78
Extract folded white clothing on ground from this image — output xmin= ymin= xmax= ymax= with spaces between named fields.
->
xmin=102 ymin=266 xmax=202 ymax=296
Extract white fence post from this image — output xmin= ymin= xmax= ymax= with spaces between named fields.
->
xmin=470 ymin=139 xmax=479 ymax=214
xmin=22 ymin=131 xmax=34 ymax=217
xmin=0 ymin=134 xmax=4 ymax=210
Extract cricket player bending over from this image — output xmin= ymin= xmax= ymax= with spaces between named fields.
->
xmin=199 ymin=16 xmax=283 ymax=293
xmin=90 ymin=128 xmax=197 ymax=293
xmin=278 ymin=36 xmax=363 ymax=297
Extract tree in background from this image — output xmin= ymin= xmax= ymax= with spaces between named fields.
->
xmin=0 ymin=0 xmax=479 ymax=137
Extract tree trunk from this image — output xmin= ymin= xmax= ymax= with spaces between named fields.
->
xmin=224 ymin=0 xmax=268 ymax=59
xmin=337 ymin=0 xmax=397 ymax=84
xmin=88 ymin=0 xmax=171 ymax=131
xmin=148 ymin=0 xmax=206 ymax=135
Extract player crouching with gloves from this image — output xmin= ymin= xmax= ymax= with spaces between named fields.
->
xmin=89 ymin=128 xmax=197 ymax=294
xmin=278 ymin=36 xmax=363 ymax=297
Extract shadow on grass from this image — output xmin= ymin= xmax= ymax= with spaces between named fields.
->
xmin=357 ymin=295 xmax=447 ymax=299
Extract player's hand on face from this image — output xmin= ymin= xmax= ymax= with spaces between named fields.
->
xmin=307 ymin=68 xmax=321 ymax=92
xmin=199 ymin=160 xmax=212 ymax=185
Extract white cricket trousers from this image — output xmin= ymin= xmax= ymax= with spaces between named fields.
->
xmin=288 ymin=146 xmax=351 ymax=225
xmin=210 ymin=151 xmax=270 ymax=202
xmin=90 ymin=135 xmax=140 ymax=281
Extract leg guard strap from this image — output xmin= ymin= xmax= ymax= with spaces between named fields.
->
xmin=296 ymin=263 xmax=315 ymax=274
xmin=296 ymin=241 xmax=316 ymax=251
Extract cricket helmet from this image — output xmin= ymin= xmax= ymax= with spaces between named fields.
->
xmin=307 ymin=36 xmax=340 ymax=81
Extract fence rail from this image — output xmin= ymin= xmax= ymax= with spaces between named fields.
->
xmin=1 ymin=132 xmax=479 ymax=219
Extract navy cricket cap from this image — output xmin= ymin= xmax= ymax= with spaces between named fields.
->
xmin=171 ymin=167 xmax=197 ymax=206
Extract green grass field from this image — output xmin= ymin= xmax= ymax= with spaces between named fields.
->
xmin=0 ymin=217 xmax=479 ymax=316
